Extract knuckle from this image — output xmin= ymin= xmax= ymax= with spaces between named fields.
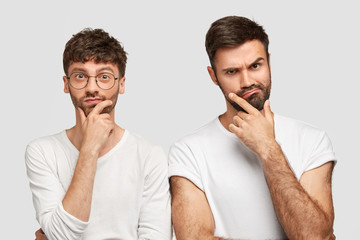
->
xmin=233 ymin=116 xmax=240 ymax=124
xmin=253 ymin=111 xmax=261 ymax=117
xmin=245 ymin=115 xmax=252 ymax=121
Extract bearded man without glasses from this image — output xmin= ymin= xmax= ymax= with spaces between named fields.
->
xmin=169 ymin=16 xmax=337 ymax=240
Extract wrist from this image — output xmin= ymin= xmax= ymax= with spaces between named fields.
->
xmin=79 ymin=143 xmax=101 ymax=160
xmin=258 ymin=140 xmax=283 ymax=164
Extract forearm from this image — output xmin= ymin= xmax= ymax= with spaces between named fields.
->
xmin=262 ymin=143 xmax=333 ymax=239
xmin=62 ymin=148 xmax=98 ymax=222
xmin=174 ymin=228 xmax=229 ymax=240
xmin=171 ymin=177 xmax=234 ymax=240
xmin=26 ymin=145 xmax=89 ymax=240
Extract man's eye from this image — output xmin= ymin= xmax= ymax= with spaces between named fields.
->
xmin=226 ymin=70 xmax=236 ymax=75
xmin=252 ymin=63 xmax=260 ymax=69
xmin=76 ymin=74 xmax=85 ymax=79
xmin=99 ymin=74 xmax=109 ymax=80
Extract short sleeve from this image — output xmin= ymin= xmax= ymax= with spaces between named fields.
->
xmin=168 ymin=141 xmax=204 ymax=191
xmin=303 ymin=131 xmax=337 ymax=172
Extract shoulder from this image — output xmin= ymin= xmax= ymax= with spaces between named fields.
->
xmin=25 ymin=131 xmax=67 ymax=169
xmin=274 ymin=114 xmax=336 ymax=173
xmin=168 ymin=119 xmax=221 ymax=166
xmin=125 ymin=131 xmax=163 ymax=152
xmin=171 ymin=119 xmax=219 ymax=149
xmin=124 ymin=130 xmax=166 ymax=162
xmin=26 ymin=131 xmax=65 ymax=154
xmin=274 ymin=114 xmax=328 ymax=141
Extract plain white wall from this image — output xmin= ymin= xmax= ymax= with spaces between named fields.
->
xmin=1 ymin=0 xmax=358 ymax=238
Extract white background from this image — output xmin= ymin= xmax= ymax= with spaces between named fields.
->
xmin=1 ymin=0 xmax=359 ymax=239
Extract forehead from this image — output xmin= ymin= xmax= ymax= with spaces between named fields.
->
xmin=67 ymin=60 xmax=118 ymax=74
xmin=214 ymin=40 xmax=268 ymax=68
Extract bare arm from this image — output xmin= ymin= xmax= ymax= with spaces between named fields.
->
xmin=262 ymin=144 xmax=335 ymax=239
xmin=170 ymin=176 xmax=227 ymax=240
xmin=228 ymin=93 xmax=335 ymax=239
xmin=62 ymin=100 xmax=114 ymax=221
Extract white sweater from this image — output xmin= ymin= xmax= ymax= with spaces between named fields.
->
xmin=26 ymin=130 xmax=172 ymax=240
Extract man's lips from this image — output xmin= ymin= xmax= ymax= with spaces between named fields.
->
xmin=84 ymin=98 xmax=103 ymax=105
xmin=240 ymin=88 xmax=260 ymax=99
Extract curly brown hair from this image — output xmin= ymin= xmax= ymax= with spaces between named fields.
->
xmin=63 ymin=28 xmax=127 ymax=77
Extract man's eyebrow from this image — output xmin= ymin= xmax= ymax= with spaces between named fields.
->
xmin=69 ymin=67 xmax=116 ymax=74
xmin=221 ymin=57 xmax=266 ymax=73
xmin=96 ymin=67 xmax=115 ymax=73
xmin=70 ymin=67 xmax=86 ymax=73
xmin=249 ymin=57 xmax=265 ymax=66
xmin=222 ymin=67 xmax=240 ymax=73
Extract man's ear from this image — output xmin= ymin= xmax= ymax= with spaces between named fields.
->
xmin=63 ymin=76 xmax=70 ymax=93
xmin=268 ymin=53 xmax=271 ymax=70
xmin=207 ymin=66 xmax=219 ymax=86
xmin=119 ymin=76 xmax=125 ymax=94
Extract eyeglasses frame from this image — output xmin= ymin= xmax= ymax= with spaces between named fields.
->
xmin=66 ymin=72 xmax=120 ymax=90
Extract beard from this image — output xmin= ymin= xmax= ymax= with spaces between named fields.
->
xmin=69 ymin=87 xmax=119 ymax=117
xmin=218 ymin=79 xmax=271 ymax=113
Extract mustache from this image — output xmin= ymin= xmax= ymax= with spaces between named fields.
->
xmin=80 ymin=93 xmax=106 ymax=102
xmin=235 ymin=84 xmax=265 ymax=98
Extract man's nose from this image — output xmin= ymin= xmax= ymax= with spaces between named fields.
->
xmin=240 ymin=71 xmax=253 ymax=88
xmin=85 ymin=76 xmax=99 ymax=92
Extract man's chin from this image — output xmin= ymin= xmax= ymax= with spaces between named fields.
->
xmin=229 ymin=99 xmax=265 ymax=113
xmin=81 ymin=104 xmax=114 ymax=116
xmin=101 ymin=105 xmax=114 ymax=114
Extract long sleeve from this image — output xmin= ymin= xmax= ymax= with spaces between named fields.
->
xmin=25 ymin=141 xmax=88 ymax=240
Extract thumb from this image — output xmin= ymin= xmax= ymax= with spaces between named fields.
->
xmin=78 ymin=107 xmax=86 ymax=124
xmin=263 ymin=100 xmax=273 ymax=122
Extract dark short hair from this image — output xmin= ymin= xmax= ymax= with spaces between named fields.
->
xmin=205 ymin=16 xmax=269 ymax=69
xmin=63 ymin=28 xmax=127 ymax=77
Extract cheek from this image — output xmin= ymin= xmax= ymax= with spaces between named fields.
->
xmin=108 ymin=89 xmax=119 ymax=104
xmin=68 ymin=89 xmax=84 ymax=107
xmin=221 ymin=77 xmax=241 ymax=92
xmin=69 ymin=93 xmax=80 ymax=108
xmin=257 ymin=68 xmax=271 ymax=83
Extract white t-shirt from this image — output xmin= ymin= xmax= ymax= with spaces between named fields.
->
xmin=168 ymin=114 xmax=336 ymax=240
xmin=26 ymin=130 xmax=172 ymax=240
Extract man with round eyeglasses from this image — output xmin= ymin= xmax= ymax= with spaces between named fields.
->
xmin=25 ymin=28 xmax=172 ymax=240
xmin=67 ymin=72 xmax=119 ymax=90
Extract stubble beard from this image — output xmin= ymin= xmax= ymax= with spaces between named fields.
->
xmin=218 ymin=77 xmax=271 ymax=113
xmin=69 ymin=87 xmax=119 ymax=117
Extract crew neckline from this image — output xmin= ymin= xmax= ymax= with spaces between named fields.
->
xmin=214 ymin=114 xmax=279 ymax=141
xmin=214 ymin=116 xmax=239 ymax=141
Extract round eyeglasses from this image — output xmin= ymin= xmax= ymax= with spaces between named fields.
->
xmin=67 ymin=72 xmax=119 ymax=90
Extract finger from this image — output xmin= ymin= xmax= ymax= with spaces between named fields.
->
xmin=229 ymin=123 xmax=236 ymax=133
xmin=237 ymin=110 xmax=248 ymax=120
xmin=229 ymin=123 xmax=243 ymax=136
xmin=91 ymin=100 xmax=113 ymax=115
xmin=99 ymin=116 xmax=114 ymax=127
xmin=229 ymin=93 xmax=258 ymax=114
xmin=233 ymin=115 xmax=243 ymax=127
xmin=99 ymin=115 xmax=114 ymax=127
